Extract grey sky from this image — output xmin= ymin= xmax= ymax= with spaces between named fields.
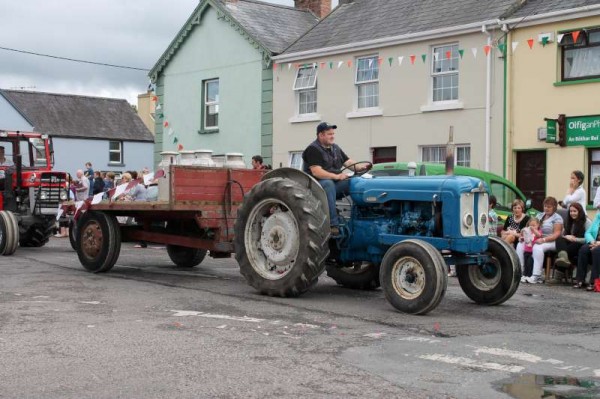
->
xmin=0 ymin=0 xmax=337 ymax=105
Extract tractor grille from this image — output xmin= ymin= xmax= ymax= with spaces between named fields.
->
xmin=35 ymin=172 xmax=67 ymax=215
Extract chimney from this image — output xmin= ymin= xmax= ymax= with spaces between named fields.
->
xmin=294 ymin=0 xmax=331 ymax=18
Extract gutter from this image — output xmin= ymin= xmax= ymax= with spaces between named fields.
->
xmin=499 ymin=4 xmax=600 ymax=27
xmin=273 ymin=19 xmax=500 ymax=62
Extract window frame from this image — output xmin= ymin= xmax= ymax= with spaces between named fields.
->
xmin=108 ymin=140 xmax=123 ymax=165
xmin=560 ymin=28 xmax=600 ymax=82
xmin=355 ymin=55 xmax=380 ymax=110
xmin=289 ymin=151 xmax=303 ymax=170
xmin=588 ymin=148 xmax=600 ymax=204
xmin=294 ymin=66 xmax=318 ymax=116
xmin=431 ymin=43 xmax=460 ymax=103
xmin=420 ymin=144 xmax=470 ymax=167
xmin=203 ymin=78 xmax=219 ymax=131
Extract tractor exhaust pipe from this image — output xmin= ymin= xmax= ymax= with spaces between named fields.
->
xmin=445 ymin=126 xmax=455 ymax=176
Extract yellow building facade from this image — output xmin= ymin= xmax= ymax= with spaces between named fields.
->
xmin=507 ymin=14 xmax=600 ymax=211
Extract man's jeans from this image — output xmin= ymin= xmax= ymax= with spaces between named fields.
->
xmin=317 ymin=179 xmax=349 ymax=226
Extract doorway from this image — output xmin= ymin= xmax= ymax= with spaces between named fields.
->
xmin=516 ymin=150 xmax=546 ymax=210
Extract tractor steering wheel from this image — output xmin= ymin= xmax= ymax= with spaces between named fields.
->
xmin=341 ymin=161 xmax=373 ymax=177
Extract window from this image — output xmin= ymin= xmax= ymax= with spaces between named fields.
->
xmin=294 ymin=66 xmax=317 ymax=115
xmin=356 ymin=56 xmax=379 ymax=109
xmin=203 ymin=79 xmax=219 ymax=129
xmin=490 ymin=181 xmax=520 ymax=213
xmin=421 ymin=145 xmax=470 ymax=166
xmin=30 ymin=138 xmax=47 ymax=166
xmin=289 ymin=151 xmax=303 ymax=170
xmin=109 ymin=141 xmax=122 ymax=164
xmin=432 ymin=44 xmax=459 ymax=102
xmin=560 ymin=29 xmax=600 ymax=81
xmin=589 ymin=149 xmax=600 ymax=203
xmin=372 ymin=147 xmax=396 ymax=164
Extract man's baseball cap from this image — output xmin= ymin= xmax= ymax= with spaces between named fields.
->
xmin=316 ymin=122 xmax=337 ymax=133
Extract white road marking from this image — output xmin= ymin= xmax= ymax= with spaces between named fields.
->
xmin=364 ymin=333 xmax=387 ymax=339
xmin=293 ymin=323 xmax=319 ymax=329
xmin=418 ymin=354 xmax=524 ymax=373
xmin=472 ymin=347 xmax=543 ymax=363
xmin=170 ymin=310 xmax=263 ymax=323
xmin=595 ymin=370 xmax=600 ymax=377
xmin=80 ymin=301 xmax=102 ymax=305
xmin=398 ymin=336 xmax=441 ymax=344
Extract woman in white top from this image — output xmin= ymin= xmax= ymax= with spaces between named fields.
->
xmin=559 ymin=170 xmax=586 ymax=211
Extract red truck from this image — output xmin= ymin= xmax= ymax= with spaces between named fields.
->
xmin=0 ymin=130 xmax=69 ymax=255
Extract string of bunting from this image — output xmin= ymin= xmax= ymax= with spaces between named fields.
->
xmin=151 ymin=95 xmax=184 ymax=151
xmin=272 ymin=30 xmax=582 ymax=71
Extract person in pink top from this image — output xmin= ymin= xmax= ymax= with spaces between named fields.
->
xmin=520 ymin=217 xmax=542 ymax=282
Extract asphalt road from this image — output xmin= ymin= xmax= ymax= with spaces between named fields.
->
xmin=1 ymin=238 xmax=599 ymax=399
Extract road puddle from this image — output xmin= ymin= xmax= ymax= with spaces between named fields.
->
xmin=499 ymin=374 xmax=600 ymax=398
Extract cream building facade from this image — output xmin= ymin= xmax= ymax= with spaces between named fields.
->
xmin=505 ymin=4 xmax=600 ymax=210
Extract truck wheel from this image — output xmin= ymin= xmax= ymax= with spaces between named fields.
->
xmin=380 ymin=240 xmax=447 ymax=315
xmin=0 ymin=211 xmax=20 ymax=256
xmin=68 ymin=219 xmax=77 ymax=251
xmin=326 ymin=262 xmax=380 ymax=290
xmin=457 ymin=236 xmax=521 ymax=306
xmin=167 ymin=245 xmax=207 ymax=267
xmin=76 ymin=211 xmax=121 ymax=273
xmin=234 ymin=177 xmax=329 ymax=297
xmin=19 ymin=220 xmax=54 ymax=247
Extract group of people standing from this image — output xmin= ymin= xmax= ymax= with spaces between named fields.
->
xmin=499 ymin=170 xmax=599 ymax=291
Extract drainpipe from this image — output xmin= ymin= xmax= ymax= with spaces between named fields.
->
xmin=482 ymin=24 xmax=492 ymax=172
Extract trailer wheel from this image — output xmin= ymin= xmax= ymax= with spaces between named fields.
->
xmin=76 ymin=211 xmax=121 ymax=273
xmin=380 ymin=240 xmax=447 ymax=315
xmin=0 ymin=211 xmax=19 ymax=256
xmin=457 ymin=236 xmax=520 ymax=306
xmin=68 ymin=219 xmax=77 ymax=251
xmin=234 ymin=177 xmax=329 ymax=297
xmin=166 ymin=245 xmax=207 ymax=268
xmin=326 ymin=262 xmax=380 ymax=290
xmin=19 ymin=219 xmax=54 ymax=247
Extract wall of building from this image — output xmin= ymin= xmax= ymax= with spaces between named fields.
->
xmin=155 ymin=6 xmax=264 ymax=169
xmin=508 ymin=15 xmax=600 ymax=205
xmin=272 ymin=31 xmax=505 ymax=173
xmin=0 ymin=94 xmax=34 ymax=131
xmin=53 ymin=137 xmax=153 ymax=176
xmin=137 ymin=91 xmax=156 ymax=135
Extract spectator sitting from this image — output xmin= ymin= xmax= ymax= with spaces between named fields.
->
xmin=115 ymin=172 xmax=147 ymax=201
xmin=573 ymin=210 xmax=600 ymax=290
xmin=104 ymin=171 xmax=115 ymax=191
xmin=500 ymin=199 xmax=530 ymax=247
xmin=92 ymin=171 xmax=105 ymax=195
xmin=553 ymin=202 xmax=589 ymax=281
xmin=251 ymin=155 xmax=270 ymax=170
xmin=520 ymin=217 xmax=542 ymax=282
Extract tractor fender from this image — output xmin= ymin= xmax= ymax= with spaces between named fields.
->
xmin=261 ymin=168 xmax=329 ymax=226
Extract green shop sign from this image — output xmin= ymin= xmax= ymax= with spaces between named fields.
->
xmin=566 ymin=115 xmax=600 ymax=147
xmin=546 ymin=119 xmax=557 ymax=143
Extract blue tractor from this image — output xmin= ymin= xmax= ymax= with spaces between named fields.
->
xmin=234 ymin=166 xmax=520 ymax=315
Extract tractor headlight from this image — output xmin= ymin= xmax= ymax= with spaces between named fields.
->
xmin=60 ymin=190 xmax=68 ymax=201
xmin=463 ymin=213 xmax=474 ymax=228
xmin=40 ymin=191 xmax=48 ymax=200
xmin=480 ymin=213 xmax=487 ymax=227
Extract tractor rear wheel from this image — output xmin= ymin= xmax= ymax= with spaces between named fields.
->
xmin=326 ymin=262 xmax=380 ymax=290
xmin=0 ymin=211 xmax=19 ymax=256
xmin=76 ymin=211 xmax=121 ymax=273
xmin=234 ymin=177 xmax=329 ymax=297
xmin=457 ymin=236 xmax=520 ymax=306
xmin=167 ymin=245 xmax=207 ymax=268
xmin=380 ymin=240 xmax=447 ymax=315
xmin=19 ymin=219 xmax=54 ymax=247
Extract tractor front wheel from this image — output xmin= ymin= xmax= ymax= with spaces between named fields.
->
xmin=326 ymin=262 xmax=380 ymax=290
xmin=234 ymin=177 xmax=329 ymax=297
xmin=457 ymin=236 xmax=521 ymax=305
xmin=76 ymin=211 xmax=121 ymax=273
xmin=380 ymin=240 xmax=447 ymax=315
xmin=0 ymin=210 xmax=19 ymax=256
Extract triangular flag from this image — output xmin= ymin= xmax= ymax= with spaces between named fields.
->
xmin=287 ymin=63 xmax=291 ymax=70
xmin=421 ymin=54 xmax=427 ymax=63
xmin=483 ymin=45 xmax=491 ymax=56
xmin=177 ymin=143 xmax=184 ymax=151
xmin=173 ymin=136 xmax=178 ymax=144
xmin=107 ymin=187 xmax=116 ymax=200
xmin=557 ymin=33 xmax=565 ymax=44
xmin=320 ymin=62 xmax=326 ymax=69
xmin=347 ymin=60 xmax=352 ymax=67
xmin=368 ymin=59 xmax=373 ymax=68
xmin=433 ymin=52 xmax=439 ymax=61
xmin=377 ymin=57 xmax=383 ymax=66
xmin=388 ymin=57 xmax=393 ymax=66
xmin=338 ymin=61 xmax=344 ymax=69
xmin=572 ymin=31 xmax=580 ymax=43
xmin=163 ymin=121 xmax=169 ymax=127
xmin=154 ymin=169 xmax=166 ymax=179
xmin=151 ymin=96 xmax=158 ymax=102
xmin=329 ymin=62 xmax=333 ymax=69
xmin=498 ymin=43 xmax=506 ymax=54
xmin=126 ymin=180 xmax=139 ymax=191
xmin=91 ymin=192 xmax=104 ymax=205
xmin=512 ymin=42 xmax=519 ymax=53
xmin=541 ymin=36 xmax=549 ymax=47
xmin=273 ymin=63 xmax=277 ymax=70
xmin=155 ymin=103 xmax=161 ymax=110
xmin=471 ymin=48 xmax=478 ymax=58
xmin=410 ymin=55 xmax=416 ymax=65
xmin=398 ymin=56 xmax=404 ymax=66
xmin=158 ymin=113 xmax=164 ymax=119
xmin=445 ymin=51 xmax=452 ymax=60
xmin=167 ymin=127 xmax=174 ymax=136
xmin=527 ymin=39 xmax=534 ymax=49
xmin=458 ymin=49 xmax=464 ymax=59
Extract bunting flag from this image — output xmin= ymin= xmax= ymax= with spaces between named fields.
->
xmin=388 ymin=57 xmax=393 ymax=66
xmin=541 ymin=36 xmax=549 ymax=47
xmin=458 ymin=49 xmax=464 ymax=59
xmin=483 ymin=45 xmax=491 ymax=56
xmin=398 ymin=56 xmax=404 ymax=66
xmin=347 ymin=60 xmax=352 ymax=67
xmin=410 ymin=55 xmax=416 ymax=64
xmin=377 ymin=57 xmax=383 ymax=66
xmin=320 ymin=62 xmax=326 ymax=69
xmin=329 ymin=61 xmax=333 ymax=69
xmin=527 ymin=39 xmax=534 ymax=49
xmin=512 ymin=41 xmax=519 ymax=53
xmin=91 ymin=192 xmax=104 ymax=205
xmin=158 ymin=113 xmax=164 ymax=119
xmin=111 ymin=183 xmax=129 ymax=201
xmin=421 ymin=54 xmax=427 ymax=63
xmin=433 ymin=52 xmax=439 ymax=62
xmin=126 ymin=180 xmax=139 ymax=191
xmin=498 ymin=43 xmax=506 ymax=54
xmin=273 ymin=63 xmax=277 ymax=70
xmin=338 ymin=61 xmax=344 ymax=69
xmin=151 ymin=96 xmax=158 ymax=102
xmin=173 ymin=136 xmax=178 ymax=144
xmin=168 ymin=127 xmax=174 ymax=136
xmin=177 ymin=143 xmax=184 ymax=151
xmin=106 ymin=187 xmax=117 ymax=200
xmin=55 ymin=203 xmax=64 ymax=221
xmin=164 ymin=121 xmax=169 ymax=128
xmin=288 ymin=63 xmax=292 ymax=70
xmin=155 ymin=103 xmax=161 ymax=111
xmin=557 ymin=33 xmax=565 ymax=44
xmin=154 ymin=169 xmax=166 ymax=179
xmin=572 ymin=30 xmax=580 ymax=42
xmin=445 ymin=50 xmax=452 ymax=60
xmin=471 ymin=48 xmax=478 ymax=58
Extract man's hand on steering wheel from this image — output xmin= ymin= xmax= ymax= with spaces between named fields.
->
xmin=341 ymin=161 xmax=373 ymax=177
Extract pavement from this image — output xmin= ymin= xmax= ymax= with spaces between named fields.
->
xmin=1 ymin=237 xmax=599 ymax=398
